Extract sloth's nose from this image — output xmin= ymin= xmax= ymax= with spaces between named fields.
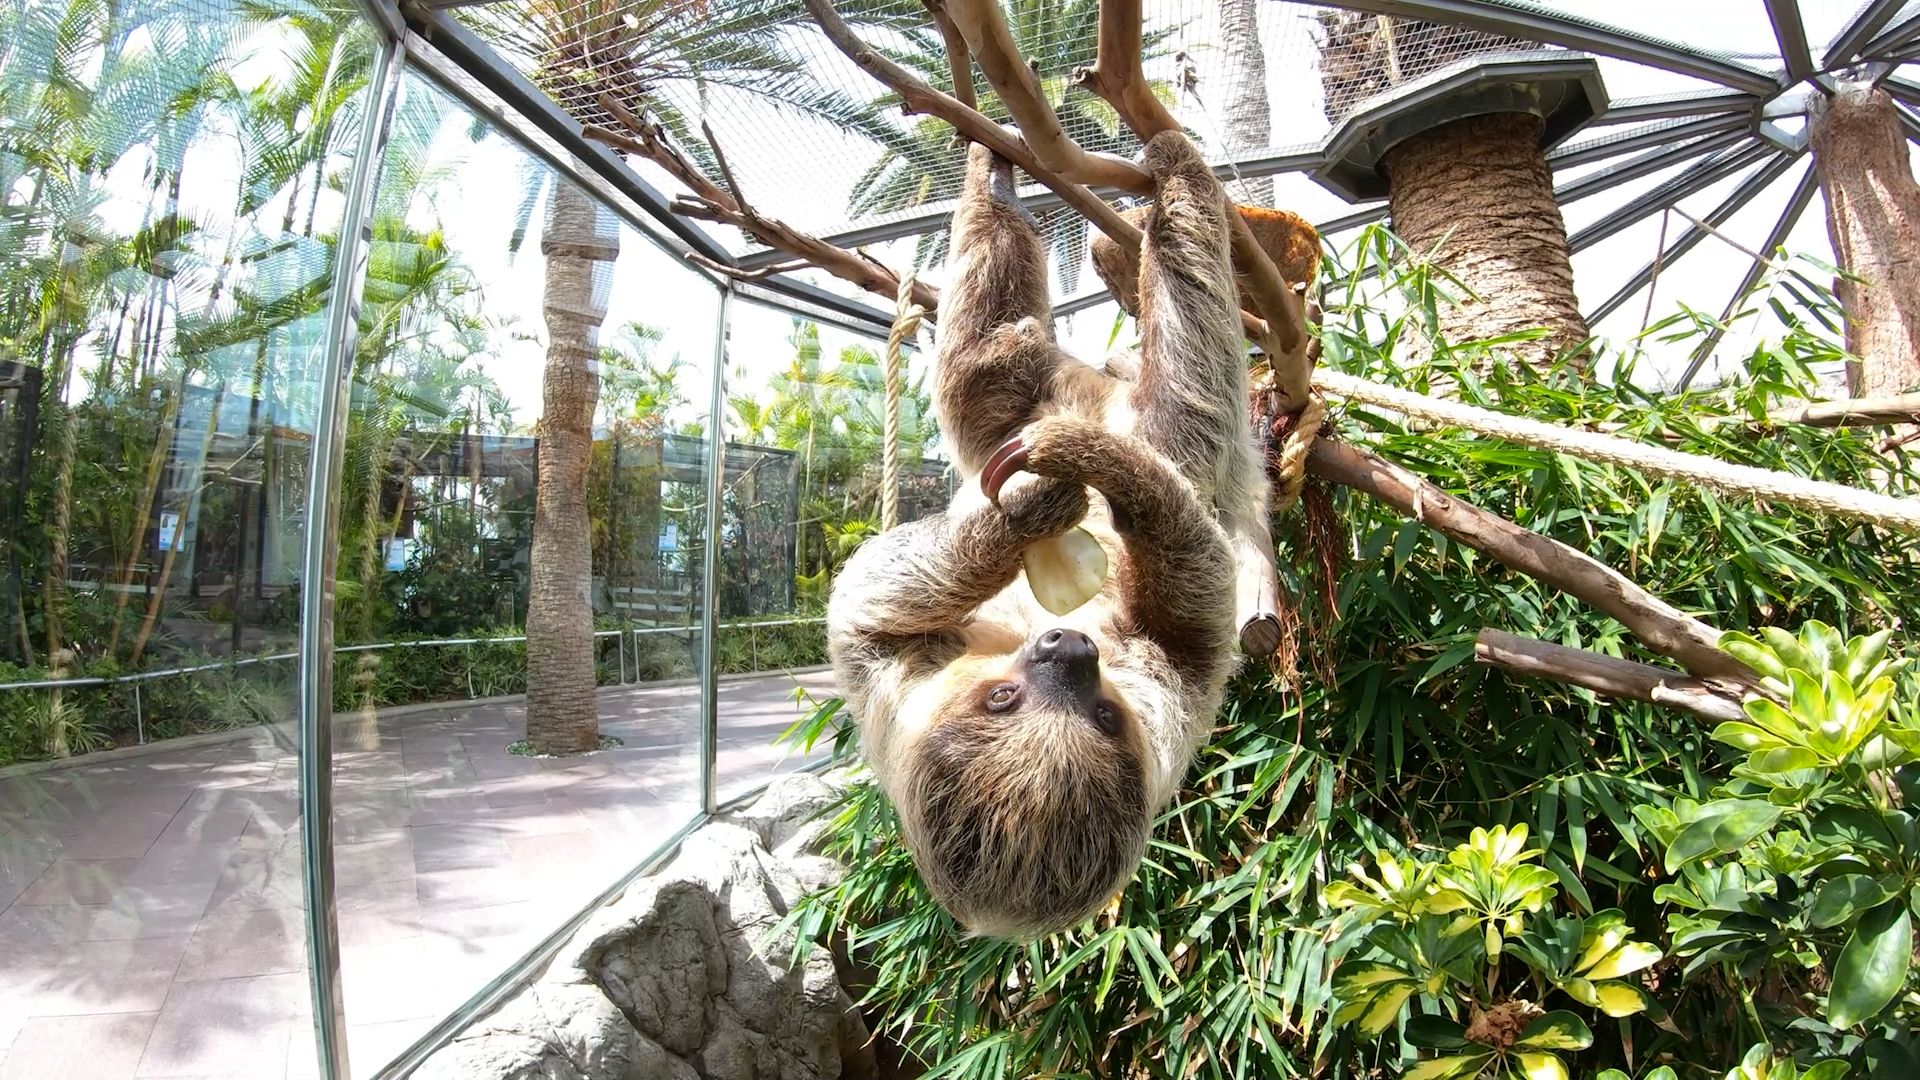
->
xmin=1034 ymin=628 xmax=1098 ymax=665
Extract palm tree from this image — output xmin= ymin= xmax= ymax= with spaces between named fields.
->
xmin=1215 ymin=0 xmax=1272 ymax=208
xmin=845 ymin=0 xmax=1176 ymax=285
xmin=490 ymin=0 xmax=914 ymax=753
xmin=1312 ymin=14 xmax=1582 ymax=371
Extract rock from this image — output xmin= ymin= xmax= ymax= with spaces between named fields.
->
xmin=723 ymin=772 xmax=847 ymax=853
xmin=413 ymin=776 xmax=868 ymax=1080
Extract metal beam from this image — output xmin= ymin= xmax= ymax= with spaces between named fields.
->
xmin=1765 ymin=0 xmax=1816 ymax=83
xmin=1548 ymin=112 xmax=1752 ymax=170
xmin=1863 ymin=11 xmax=1920 ymax=61
xmin=1553 ymin=126 xmax=1749 ymax=203
xmin=1586 ymin=151 xmax=1798 ymax=325
xmin=1569 ymin=141 xmax=1774 ymax=253
xmin=1054 ymin=290 xmax=1118 ymax=318
xmin=1826 ymin=0 xmax=1908 ymax=68
xmin=1281 ymin=0 xmax=1780 ymax=95
xmin=1589 ymin=89 xmax=1760 ymax=126
xmin=406 ymin=14 xmax=729 ymax=263
xmin=735 ymin=146 xmax=1323 ymax=271
xmin=1676 ymin=166 xmax=1820 ymax=389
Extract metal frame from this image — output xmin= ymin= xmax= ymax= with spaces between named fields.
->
xmin=1282 ymin=0 xmax=1780 ymax=95
xmin=298 ymin=28 xmax=407 ymax=1080
xmin=1568 ymin=141 xmax=1774 ymax=253
xmin=1765 ymin=0 xmax=1815 ymax=84
xmin=700 ymin=286 xmax=731 ymax=816
xmin=1585 ymin=150 xmax=1799 ymax=325
xmin=1825 ymin=0 xmax=1908 ymax=69
xmin=1677 ymin=165 xmax=1822 ymax=390
xmin=1586 ymin=89 xmax=1762 ymax=126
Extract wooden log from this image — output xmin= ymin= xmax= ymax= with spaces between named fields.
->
xmin=1305 ymin=438 xmax=1757 ymax=685
xmin=1474 ymin=628 xmax=1748 ymax=723
xmin=1767 ymin=392 xmax=1920 ymax=428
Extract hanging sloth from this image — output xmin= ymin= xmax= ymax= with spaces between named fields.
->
xmin=827 ymin=130 xmax=1291 ymax=940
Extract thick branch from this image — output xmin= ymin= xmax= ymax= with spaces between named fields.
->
xmin=1474 ymin=629 xmax=1748 ymax=723
xmin=1306 ymin=438 xmax=1757 ymax=685
xmin=1767 ymin=392 xmax=1920 ymax=427
xmin=922 ymin=0 xmax=976 ymax=111
xmin=804 ymin=0 xmax=1141 ymax=258
xmin=673 ymin=195 xmax=939 ymax=311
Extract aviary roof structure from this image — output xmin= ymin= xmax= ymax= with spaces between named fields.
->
xmin=427 ymin=0 xmax=1920 ymax=375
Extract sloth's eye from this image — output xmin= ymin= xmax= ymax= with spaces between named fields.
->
xmin=986 ymin=684 xmax=1019 ymax=712
xmin=1094 ymin=703 xmax=1120 ymax=735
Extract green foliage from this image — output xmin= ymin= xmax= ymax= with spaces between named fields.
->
xmin=1640 ymin=622 xmax=1920 ymax=1062
xmin=779 ymin=230 xmax=1920 ymax=1080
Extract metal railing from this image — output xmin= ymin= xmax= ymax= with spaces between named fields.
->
xmin=0 ymin=617 xmax=826 ymax=746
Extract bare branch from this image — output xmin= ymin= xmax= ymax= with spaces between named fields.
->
xmin=699 ymin=118 xmax=753 ymax=217
xmin=1306 ymin=438 xmax=1758 ymax=685
xmin=1768 ymin=392 xmax=1920 ymax=428
xmin=1474 ymin=629 xmax=1748 ymax=723
xmin=921 ymin=0 xmax=977 ymax=112
xmin=803 ymin=0 xmax=1142 ymax=259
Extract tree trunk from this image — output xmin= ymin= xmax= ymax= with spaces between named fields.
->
xmin=1216 ymin=0 xmax=1272 ymax=207
xmin=1384 ymin=113 xmax=1589 ymax=372
xmin=1809 ymin=82 xmax=1920 ymax=398
xmin=525 ymin=180 xmax=618 ymax=755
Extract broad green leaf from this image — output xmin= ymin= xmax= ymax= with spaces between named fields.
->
xmin=1585 ymin=941 xmax=1662 ymax=980
xmin=1588 ymin=980 xmax=1652 ymax=1017
xmin=1332 ymin=961 xmax=1414 ymax=994
xmin=1515 ymin=1051 xmax=1571 ymax=1080
xmin=1749 ymin=747 xmax=1819 ymax=774
xmin=1827 ymin=902 xmax=1913 ymax=1028
xmin=1843 ymin=628 xmax=1893 ymax=686
xmin=1403 ymin=1013 xmax=1469 ymax=1049
xmin=1721 ymin=632 xmax=1786 ymax=682
xmin=1665 ymin=800 xmax=1780 ymax=872
xmin=1403 ymin=1053 xmax=1491 ymax=1080
xmin=1712 ymin=721 xmax=1792 ymax=753
xmin=1800 ymin=1062 xmax=1851 ymax=1080
xmin=1513 ymin=1010 xmax=1593 ymax=1052
xmin=1355 ymin=983 xmax=1414 ymax=1037
xmin=1762 ymin=626 xmax=1816 ymax=675
xmin=1809 ymin=874 xmax=1898 ymax=929
xmin=1741 ymin=698 xmax=1804 ymax=743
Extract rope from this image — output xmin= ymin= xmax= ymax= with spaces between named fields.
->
xmin=1312 ymin=368 xmax=1920 ymax=533
xmin=884 ymin=272 xmax=925 ymax=531
xmin=1269 ymin=393 xmax=1326 ymax=513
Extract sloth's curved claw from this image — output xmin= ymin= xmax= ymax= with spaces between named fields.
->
xmin=981 ymin=436 xmax=1031 ymax=505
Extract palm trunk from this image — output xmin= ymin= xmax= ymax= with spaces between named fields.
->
xmin=1384 ymin=113 xmax=1589 ymax=372
xmin=1809 ymin=82 xmax=1920 ymax=398
xmin=128 ymin=387 xmax=227 ymax=664
xmin=1216 ymin=0 xmax=1273 ymax=207
xmin=525 ymin=181 xmax=618 ymax=755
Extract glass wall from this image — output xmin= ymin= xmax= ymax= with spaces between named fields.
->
xmin=0 ymin=1 xmax=923 ymax=1076
xmin=0 ymin=0 xmax=380 ymax=1075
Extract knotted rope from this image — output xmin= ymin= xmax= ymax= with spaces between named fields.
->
xmin=884 ymin=271 xmax=926 ymax=531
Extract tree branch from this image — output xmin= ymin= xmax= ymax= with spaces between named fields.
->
xmin=1474 ymin=628 xmax=1748 ymax=723
xmin=941 ymin=0 xmax=1309 ymax=407
xmin=1768 ymin=392 xmax=1920 ymax=428
xmin=1306 ymin=438 xmax=1758 ymax=685
xmin=922 ymin=0 xmax=977 ymax=112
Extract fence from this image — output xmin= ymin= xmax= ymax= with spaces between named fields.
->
xmin=0 ymin=617 xmax=827 ymax=747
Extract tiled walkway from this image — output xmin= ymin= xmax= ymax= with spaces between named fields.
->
xmin=0 ymin=668 xmax=837 ymax=1079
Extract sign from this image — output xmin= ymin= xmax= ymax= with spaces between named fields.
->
xmin=157 ymin=512 xmax=181 ymax=552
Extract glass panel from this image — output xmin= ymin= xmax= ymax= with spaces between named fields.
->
xmin=715 ymin=301 xmax=950 ymax=798
xmin=0 ymin=0 xmax=380 ymax=1076
xmin=327 ymin=70 xmax=720 ymax=1077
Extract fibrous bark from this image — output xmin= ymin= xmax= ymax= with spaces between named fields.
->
xmin=1384 ymin=113 xmax=1590 ymax=371
xmin=1809 ymin=82 xmax=1920 ymax=398
xmin=526 ymin=180 xmax=617 ymax=756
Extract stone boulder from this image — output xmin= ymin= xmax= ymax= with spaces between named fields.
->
xmin=414 ymin=772 xmax=869 ymax=1080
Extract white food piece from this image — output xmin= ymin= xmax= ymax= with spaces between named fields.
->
xmin=1023 ymin=527 xmax=1109 ymax=615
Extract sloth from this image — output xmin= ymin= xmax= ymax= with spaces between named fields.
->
xmin=827 ymin=130 xmax=1276 ymax=940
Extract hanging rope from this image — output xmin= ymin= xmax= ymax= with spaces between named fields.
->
xmin=884 ymin=271 xmax=926 ymax=531
xmin=1268 ymin=392 xmax=1326 ymax=513
xmin=1312 ymin=368 xmax=1920 ymax=533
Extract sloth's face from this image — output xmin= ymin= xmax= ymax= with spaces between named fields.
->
xmin=893 ymin=628 xmax=1150 ymax=939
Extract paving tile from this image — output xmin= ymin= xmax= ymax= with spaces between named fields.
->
xmin=58 ymin=811 xmax=178 ymax=861
xmin=174 ymin=907 xmax=306 ymax=983
xmin=408 ymin=823 xmax=509 ymax=873
xmin=339 ymin=936 xmax=436 ymax=1025
xmin=15 ymin=858 xmax=140 ymax=906
xmin=332 ymin=834 xmax=414 ymax=889
xmin=135 ymin=972 xmax=307 ymax=1078
xmin=30 ymin=935 xmax=189 ymax=1016
xmin=343 ymin=1018 xmax=430 ymax=1080
xmin=414 ymin=863 xmax=530 ymax=912
xmin=127 ymin=840 xmax=241 ymax=889
xmin=83 ymin=880 xmax=219 ymax=941
xmin=0 ymin=1010 xmax=158 ymax=1080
